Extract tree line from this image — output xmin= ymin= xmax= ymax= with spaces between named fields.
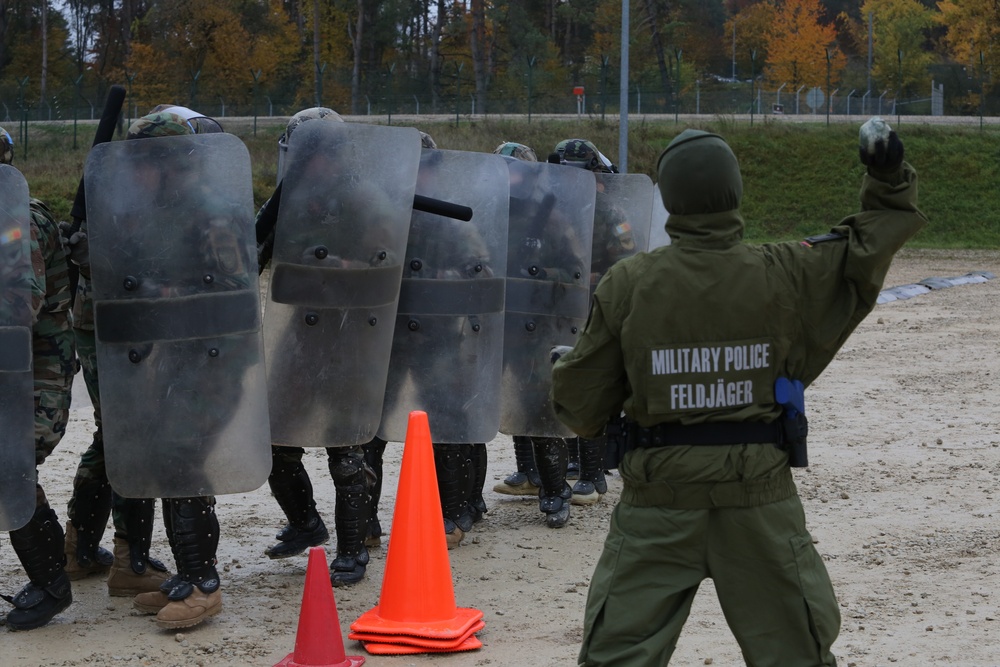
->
xmin=0 ymin=0 xmax=996 ymax=122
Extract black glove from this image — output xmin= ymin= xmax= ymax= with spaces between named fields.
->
xmin=550 ymin=345 xmax=573 ymax=364
xmin=858 ymin=117 xmax=904 ymax=172
xmin=58 ymin=220 xmax=90 ymax=270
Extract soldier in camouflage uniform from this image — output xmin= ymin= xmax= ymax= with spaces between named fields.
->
xmin=1 ymin=126 xmax=76 ymax=630
xmin=66 ymin=110 xmax=228 ymax=629
xmin=493 ymin=139 xmax=618 ymax=520
xmin=61 ymin=118 xmax=177 ymax=599
xmin=259 ymin=107 xmax=390 ymax=586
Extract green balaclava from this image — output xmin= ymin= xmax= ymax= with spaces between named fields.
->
xmin=656 ymin=129 xmax=742 ymax=215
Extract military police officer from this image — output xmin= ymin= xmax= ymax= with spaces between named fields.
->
xmin=552 ymin=119 xmax=927 ymax=666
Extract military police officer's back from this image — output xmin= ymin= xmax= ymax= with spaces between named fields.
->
xmin=551 ymin=119 xmax=927 ymax=666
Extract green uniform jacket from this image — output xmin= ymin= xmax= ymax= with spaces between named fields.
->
xmin=551 ymin=162 xmax=927 ymax=496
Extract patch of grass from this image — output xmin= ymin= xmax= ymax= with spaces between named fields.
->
xmin=11 ymin=116 xmax=1000 ymax=248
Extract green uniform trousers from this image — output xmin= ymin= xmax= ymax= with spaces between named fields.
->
xmin=579 ymin=494 xmax=840 ymax=666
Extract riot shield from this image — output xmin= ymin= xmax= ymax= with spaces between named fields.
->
xmin=648 ymin=186 xmax=672 ymax=251
xmin=264 ymin=121 xmax=421 ymax=447
xmin=0 ymin=165 xmax=36 ymax=529
xmin=500 ymin=159 xmax=596 ymax=437
xmin=377 ymin=149 xmax=509 ymax=444
xmin=85 ymin=133 xmax=270 ymax=498
xmin=591 ymin=172 xmax=654 ymax=293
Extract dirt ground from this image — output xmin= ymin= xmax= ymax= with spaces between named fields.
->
xmin=3 ymin=248 xmax=999 ymax=667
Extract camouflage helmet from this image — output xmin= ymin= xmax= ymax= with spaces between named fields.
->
xmin=558 ymin=138 xmax=615 ymax=173
xmin=493 ymin=142 xmax=537 ymax=162
xmin=419 ymin=131 xmax=437 ymax=149
xmin=147 ymin=104 xmax=224 ymax=134
xmin=281 ymin=107 xmax=343 ymax=147
xmin=0 ymin=126 xmax=13 ymax=165
xmin=127 ymin=111 xmax=196 ymax=140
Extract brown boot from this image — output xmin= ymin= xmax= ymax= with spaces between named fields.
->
xmin=107 ymin=537 xmax=171 ymax=597
xmin=133 ymin=590 xmax=170 ymax=614
xmin=63 ymin=522 xmax=113 ymax=581
xmin=155 ymin=588 xmax=222 ymax=630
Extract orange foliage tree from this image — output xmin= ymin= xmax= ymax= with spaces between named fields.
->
xmin=764 ymin=0 xmax=847 ymax=91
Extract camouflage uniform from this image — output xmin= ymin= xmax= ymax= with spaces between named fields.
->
xmin=2 ymin=123 xmax=76 ymax=629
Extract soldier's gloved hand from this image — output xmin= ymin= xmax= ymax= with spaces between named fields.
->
xmin=550 ymin=345 xmax=573 ymax=364
xmin=858 ymin=117 xmax=904 ymax=172
xmin=58 ymin=221 xmax=90 ymax=269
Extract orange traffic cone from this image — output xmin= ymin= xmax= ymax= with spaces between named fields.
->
xmin=351 ymin=411 xmax=484 ymax=643
xmin=274 ymin=547 xmax=365 ymax=667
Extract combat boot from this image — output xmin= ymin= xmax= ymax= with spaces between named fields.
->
xmin=155 ymin=580 xmax=222 ymax=630
xmin=133 ymin=574 xmax=182 ymax=614
xmin=534 ymin=437 xmax=571 ymax=528
xmin=63 ymin=477 xmax=114 ymax=580
xmin=329 ymin=447 xmax=371 ymax=587
xmin=6 ymin=505 xmax=73 ymax=630
xmin=156 ymin=497 xmax=222 ymax=630
xmin=265 ymin=514 xmax=330 ymax=559
xmin=5 ymin=572 xmax=73 ymax=631
xmin=494 ymin=436 xmax=541 ymax=496
xmin=107 ymin=497 xmax=172 ymax=596
xmin=63 ymin=522 xmax=113 ymax=580
xmin=107 ymin=537 xmax=172 ymax=596
xmin=267 ymin=449 xmax=330 ymax=558
xmin=571 ymin=437 xmax=609 ymax=506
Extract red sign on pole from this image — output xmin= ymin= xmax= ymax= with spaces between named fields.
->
xmin=573 ymin=86 xmax=585 ymax=96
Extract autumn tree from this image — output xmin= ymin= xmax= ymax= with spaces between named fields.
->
xmin=937 ymin=0 xmax=999 ymax=93
xmin=765 ymin=0 xmax=846 ymax=91
xmin=851 ymin=0 xmax=937 ymax=97
xmin=727 ymin=1 xmax=778 ymax=81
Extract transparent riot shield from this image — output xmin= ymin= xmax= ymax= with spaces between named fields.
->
xmin=500 ymin=159 xmax=596 ymax=437
xmin=648 ymin=186 xmax=672 ymax=251
xmin=591 ymin=172 xmax=654 ymax=293
xmin=0 ymin=165 xmax=36 ymax=529
xmin=377 ymin=149 xmax=509 ymax=444
xmin=264 ymin=121 xmax=421 ymax=447
xmin=85 ymin=133 xmax=270 ymax=498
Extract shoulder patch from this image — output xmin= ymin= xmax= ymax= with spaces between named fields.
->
xmin=800 ymin=231 xmax=847 ymax=248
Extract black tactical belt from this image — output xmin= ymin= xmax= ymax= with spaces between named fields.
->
xmin=627 ymin=420 xmax=783 ymax=448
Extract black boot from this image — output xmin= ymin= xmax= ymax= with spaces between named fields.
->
xmin=493 ymin=435 xmax=541 ymax=496
xmin=362 ymin=437 xmax=386 ymax=548
xmin=435 ymin=443 xmax=474 ymax=548
xmin=572 ymin=437 xmax=609 ymax=506
xmin=6 ymin=503 xmax=72 ymax=630
xmin=469 ymin=443 xmax=488 ymax=522
xmin=329 ymin=447 xmax=370 ymax=587
xmin=534 ymin=438 xmax=572 ymax=528
xmin=265 ymin=447 xmax=330 ymax=559
xmin=64 ymin=476 xmax=114 ymax=580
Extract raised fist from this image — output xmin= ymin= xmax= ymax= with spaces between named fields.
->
xmin=859 ymin=117 xmax=904 ymax=172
